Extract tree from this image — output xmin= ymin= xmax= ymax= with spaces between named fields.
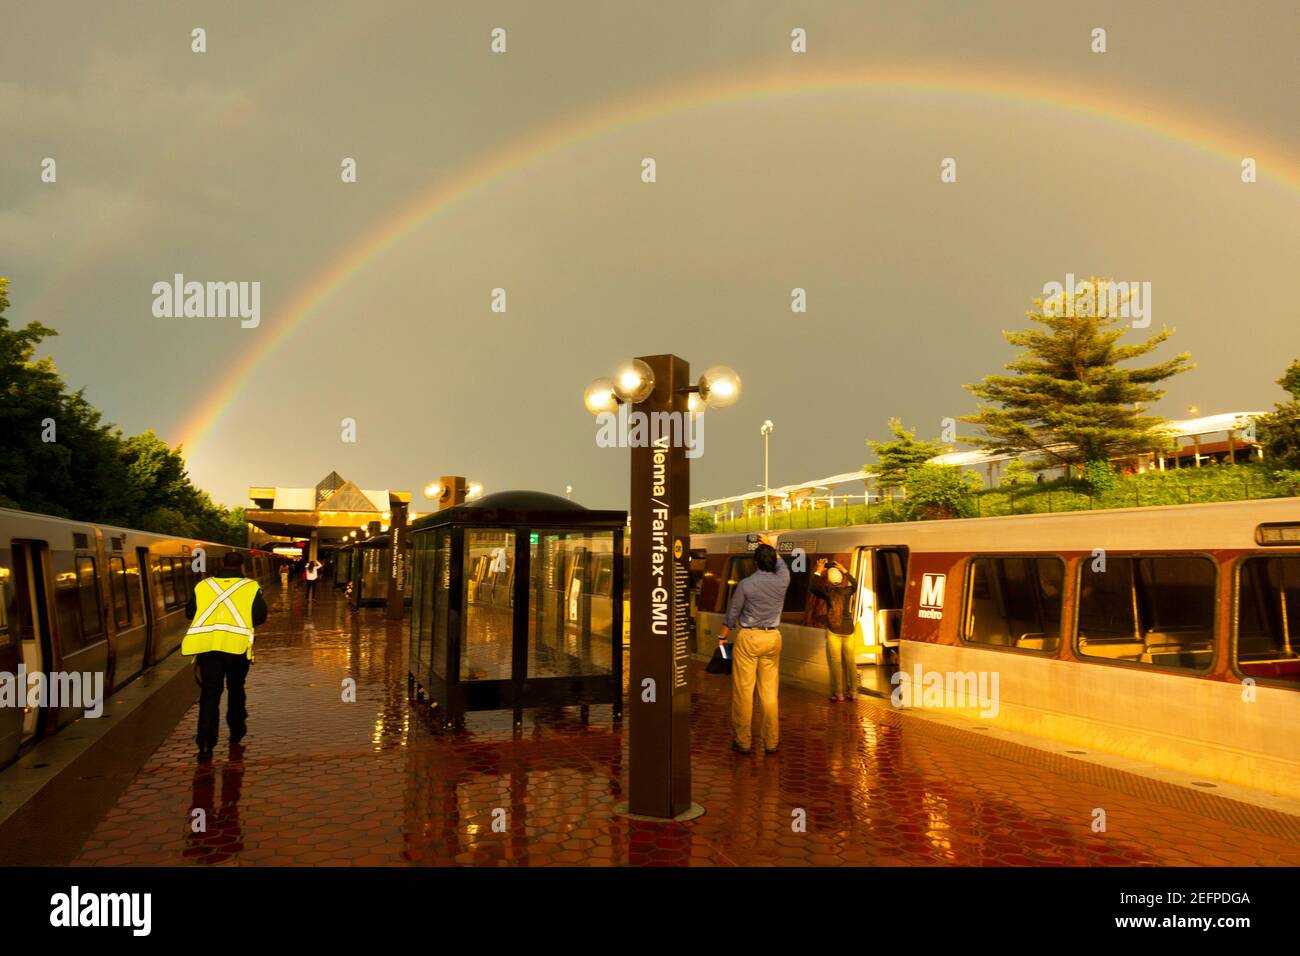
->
xmin=0 ymin=277 xmax=248 ymax=545
xmin=961 ymin=278 xmax=1192 ymax=469
xmin=1256 ymin=359 xmax=1300 ymax=469
xmin=1000 ymin=458 xmax=1036 ymax=487
xmin=865 ymin=419 xmax=946 ymax=495
xmin=903 ymin=464 xmax=983 ymax=520
xmin=689 ymin=509 xmax=716 ymax=534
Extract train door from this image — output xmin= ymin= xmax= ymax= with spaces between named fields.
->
xmin=136 ymin=547 xmax=156 ymax=665
xmin=10 ymin=541 xmax=54 ymax=743
xmin=0 ymin=548 xmax=23 ymax=765
xmin=851 ymin=546 xmax=908 ymax=668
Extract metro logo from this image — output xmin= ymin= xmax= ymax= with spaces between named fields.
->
xmin=920 ymin=573 xmax=946 ymax=608
xmin=918 ymin=573 xmax=945 ymax=620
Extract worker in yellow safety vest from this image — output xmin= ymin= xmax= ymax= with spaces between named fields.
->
xmin=183 ymin=551 xmax=268 ymax=760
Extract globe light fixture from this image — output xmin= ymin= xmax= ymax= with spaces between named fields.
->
xmin=687 ymin=392 xmax=706 ymax=414
xmin=611 ymin=359 xmax=656 ymax=404
xmin=698 ymin=366 xmax=741 ymax=408
xmin=467 ymin=482 xmax=484 ymax=499
xmin=583 ymin=377 xmax=619 ymax=415
xmin=423 ymin=481 xmax=443 ymax=500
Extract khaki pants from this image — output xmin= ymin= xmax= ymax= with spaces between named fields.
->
xmin=825 ymin=628 xmax=858 ymax=697
xmin=731 ymin=627 xmax=781 ymax=751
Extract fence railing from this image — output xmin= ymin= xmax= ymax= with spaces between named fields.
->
xmin=700 ymin=465 xmax=1300 ymax=535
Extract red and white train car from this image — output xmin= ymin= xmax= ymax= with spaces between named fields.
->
xmin=692 ymin=497 xmax=1300 ymax=798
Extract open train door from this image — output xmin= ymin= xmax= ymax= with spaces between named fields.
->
xmin=850 ymin=546 xmax=908 ymax=668
xmin=9 ymin=540 xmax=55 ymax=745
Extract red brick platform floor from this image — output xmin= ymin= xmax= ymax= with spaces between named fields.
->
xmin=73 ymin=588 xmax=1300 ymax=866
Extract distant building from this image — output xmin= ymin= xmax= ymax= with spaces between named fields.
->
xmin=246 ymin=471 xmax=412 ymax=558
xmin=691 ymin=411 xmax=1266 ymax=514
xmin=931 ymin=411 xmax=1266 ymax=486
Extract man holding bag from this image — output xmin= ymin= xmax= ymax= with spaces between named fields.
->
xmin=718 ymin=535 xmax=789 ymax=755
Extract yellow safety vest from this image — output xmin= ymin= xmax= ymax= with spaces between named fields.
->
xmin=182 ymin=577 xmax=259 ymax=658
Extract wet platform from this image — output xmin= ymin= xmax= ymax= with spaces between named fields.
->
xmin=28 ymin=587 xmax=1300 ymax=867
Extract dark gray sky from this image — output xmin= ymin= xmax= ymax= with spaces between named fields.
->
xmin=4 ymin=1 xmax=1298 ymax=509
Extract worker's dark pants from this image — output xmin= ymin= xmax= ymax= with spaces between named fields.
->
xmin=196 ymin=651 xmax=251 ymax=749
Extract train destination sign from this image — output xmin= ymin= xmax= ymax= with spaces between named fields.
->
xmin=628 ymin=354 xmax=693 ymax=819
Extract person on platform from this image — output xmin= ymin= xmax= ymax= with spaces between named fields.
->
xmin=811 ymin=557 xmax=859 ymax=702
xmin=718 ymin=535 xmax=790 ymax=755
xmin=304 ymin=557 xmax=323 ymax=601
xmin=183 ymin=552 xmax=267 ymax=760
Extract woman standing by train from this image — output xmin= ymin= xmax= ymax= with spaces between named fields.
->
xmin=811 ymin=557 xmax=858 ymax=702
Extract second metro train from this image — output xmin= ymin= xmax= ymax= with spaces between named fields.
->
xmin=0 ymin=507 xmax=274 ymax=770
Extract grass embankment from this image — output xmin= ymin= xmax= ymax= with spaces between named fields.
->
xmin=707 ymin=463 xmax=1300 ymax=533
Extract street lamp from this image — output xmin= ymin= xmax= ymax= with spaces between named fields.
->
xmin=424 ymin=477 xmax=482 ymax=508
xmin=582 ymin=354 xmax=740 ymax=821
xmin=584 ymin=362 xmax=740 ymax=416
xmin=760 ymin=420 xmax=774 ymax=530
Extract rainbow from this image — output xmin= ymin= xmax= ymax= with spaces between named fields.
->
xmin=173 ymin=61 xmax=1300 ymax=451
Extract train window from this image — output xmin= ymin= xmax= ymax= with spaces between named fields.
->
xmin=174 ymin=560 xmax=190 ymax=607
xmin=75 ymin=556 xmax=104 ymax=645
xmin=1236 ymin=556 xmax=1300 ymax=686
xmin=54 ymin=561 xmax=83 ymax=652
xmin=962 ymin=556 xmax=1063 ymax=652
xmin=54 ymin=556 xmax=104 ymax=655
xmin=1077 ymin=555 xmax=1216 ymax=670
xmin=782 ymin=555 xmax=810 ymax=613
xmin=160 ymin=558 xmax=176 ymax=607
xmin=875 ymin=549 xmax=907 ymax=609
xmin=723 ymin=556 xmax=756 ymax=609
xmin=124 ymin=556 xmax=140 ymax=622
xmin=108 ymin=556 xmax=131 ymax=627
xmin=0 ymin=560 xmax=8 ymax=636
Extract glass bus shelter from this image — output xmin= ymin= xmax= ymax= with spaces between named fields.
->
xmin=407 ymin=490 xmax=625 ymax=728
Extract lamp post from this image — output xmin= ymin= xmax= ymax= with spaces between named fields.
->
xmin=584 ymin=355 xmax=740 ymax=820
xmin=423 ymin=477 xmax=483 ymax=510
xmin=760 ymin=420 xmax=774 ymax=531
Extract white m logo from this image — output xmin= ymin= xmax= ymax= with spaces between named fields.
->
xmin=920 ymin=573 xmax=946 ymax=609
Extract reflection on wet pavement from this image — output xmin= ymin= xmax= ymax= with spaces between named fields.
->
xmin=73 ymin=587 xmax=1300 ymax=866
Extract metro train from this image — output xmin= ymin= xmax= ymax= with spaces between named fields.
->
xmin=0 ymin=507 xmax=274 ymax=770
xmin=692 ymin=497 xmax=1300 ymax=798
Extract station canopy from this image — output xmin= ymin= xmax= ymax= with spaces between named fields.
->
xmin=246 ymin=471 xmax=411 ymax=546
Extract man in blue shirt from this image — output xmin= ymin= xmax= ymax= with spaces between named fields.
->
xmin=719 ymin=536 xmax=790 ymax=754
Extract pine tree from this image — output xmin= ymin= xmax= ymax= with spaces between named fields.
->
xmin=865 ymin=419 xmax=946 ymax=494
xmin=1256 ymin=359 xmax=1300 ymax=469
xmin=961 ymin=278 xmax=1192 ymax=467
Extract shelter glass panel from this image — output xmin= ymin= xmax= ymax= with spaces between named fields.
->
xmin=461 ymin=529 xmax=513 ymax=681
xmin=528 ymin=530 xmax=616 ymax=678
